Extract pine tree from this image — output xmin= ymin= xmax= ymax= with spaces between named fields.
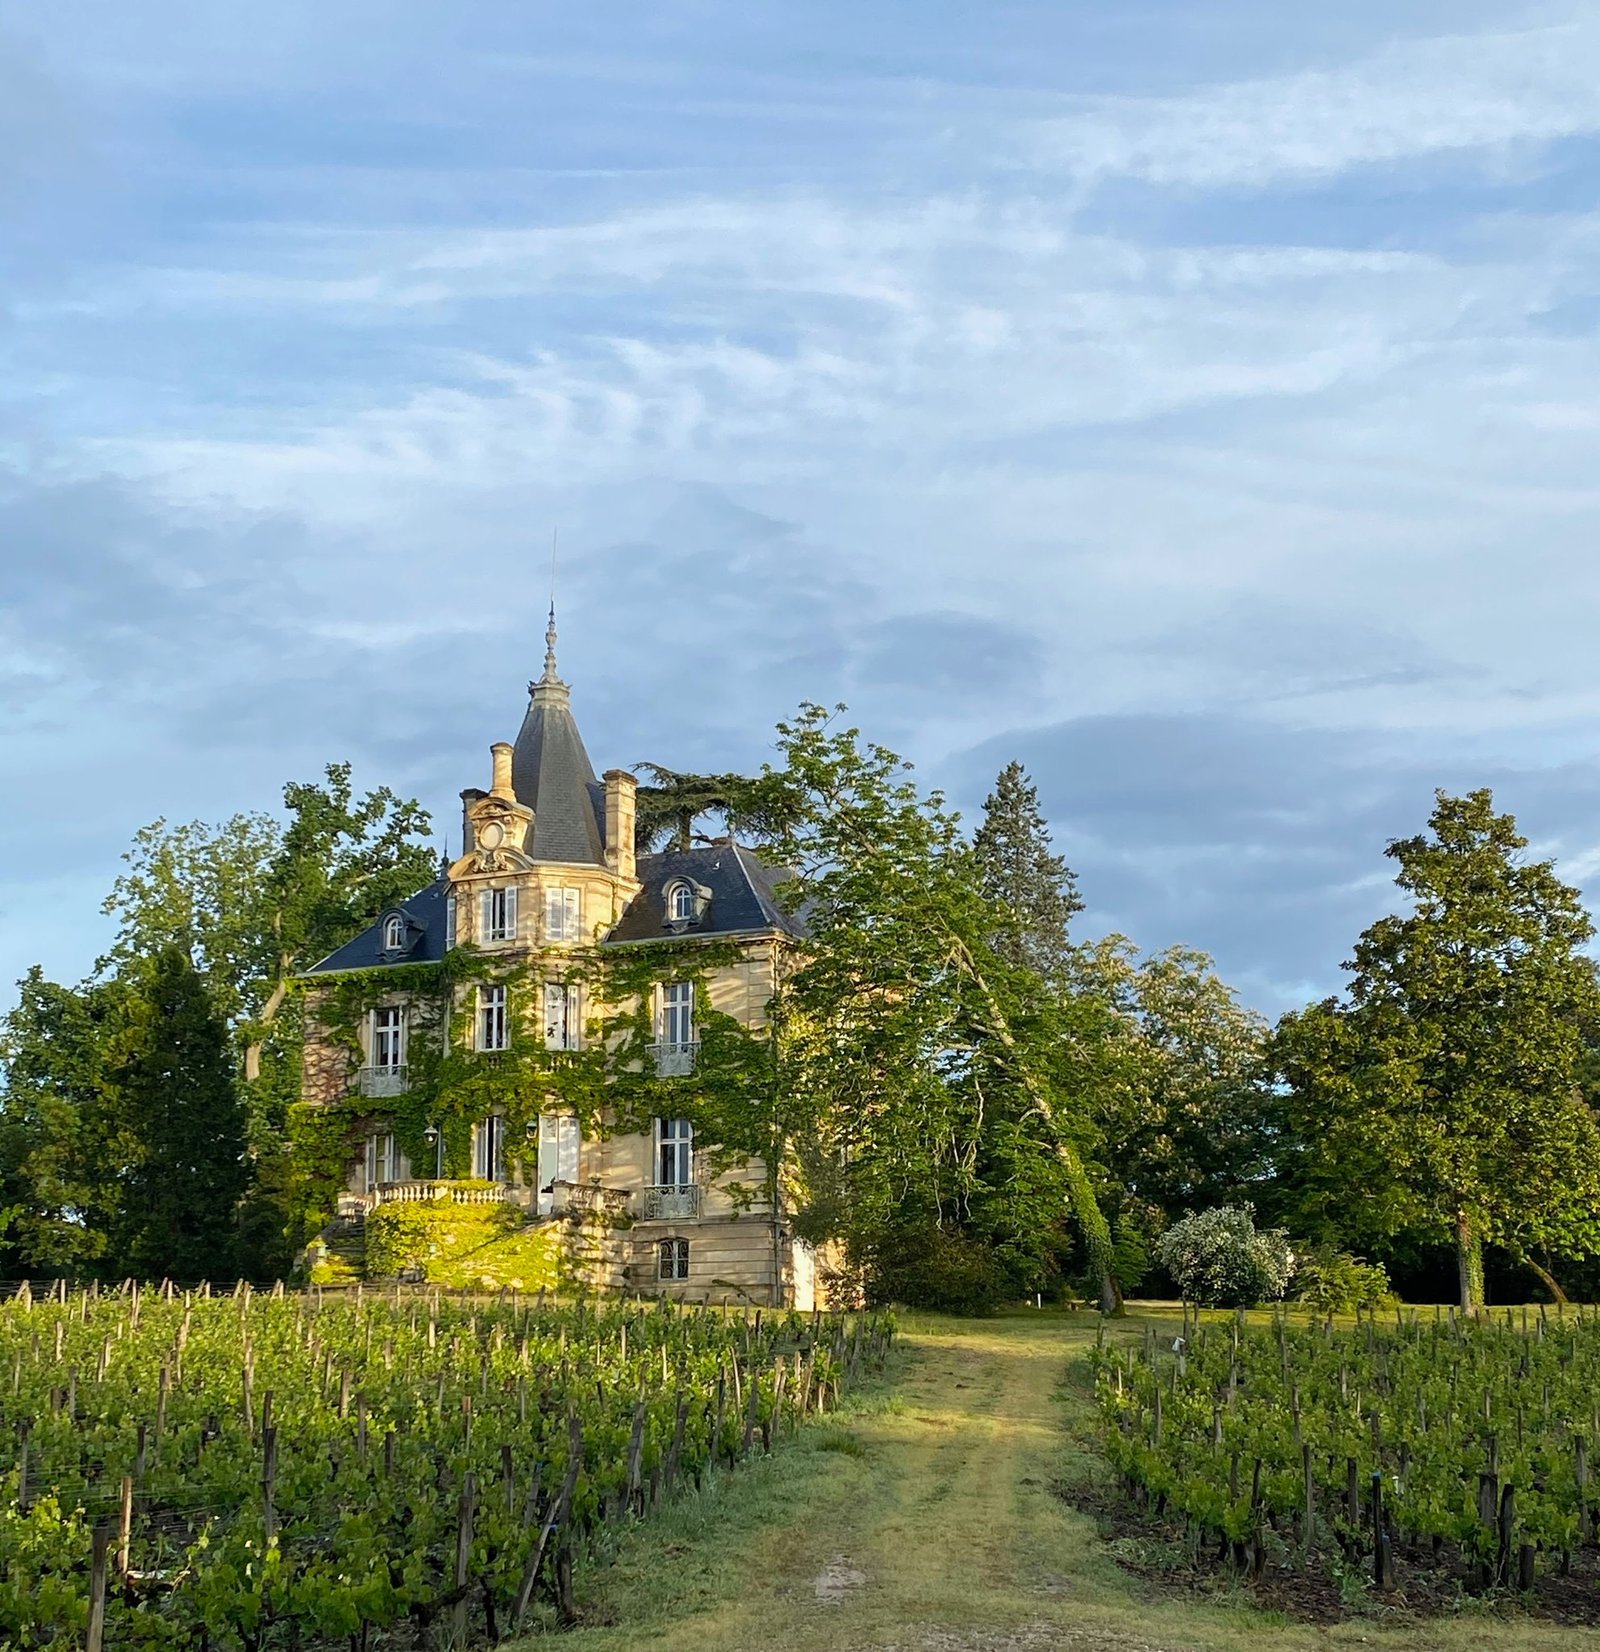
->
xmin=111 ymin=947 xmax=249 ymax=1282
xmin=972 ymin=761 xmax=1083 ymax=979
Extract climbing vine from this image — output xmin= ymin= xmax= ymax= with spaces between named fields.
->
xmin=290 ymin=934 xmax=785 ymax=1230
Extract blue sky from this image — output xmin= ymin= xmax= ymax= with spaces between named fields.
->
xmin=4 ymin=1 xmax=1600 ymax=1013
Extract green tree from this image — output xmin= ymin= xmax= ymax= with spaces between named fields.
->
xmin=0 ymin=969 xmax=133 ymax=1276
xmin=631 ymin=763 xmax=799 ymax=854
xmin=101 ymin=763 xmax=435 ymax=1095
xmin=972 ymin=760 xmax=1082 ymax=979
xmin=767 ymin=706 xmax=1120 ymax=1312
xmin=1270 ymin=789 xmax=1600 ymax=1313
xmin=109 ymin=947 xmax=249 ymax=1282
xmin=1073 ymin=939 xmax=1271 ymax=1227
xmin=95 ymin=763 xmax=433 ymax=1277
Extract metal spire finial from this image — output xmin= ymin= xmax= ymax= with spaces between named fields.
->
xmin=542 ymin=600 xmax=559 ymax=682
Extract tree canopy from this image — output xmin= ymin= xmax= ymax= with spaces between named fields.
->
xmin=101 ymin=762 xmax=436 ymax=1088
xmin=0 ymin=762 xmax=435 ymax=1282
xmin=972 ymin=760 xmax=1082 ymax=979
xmin=631 ymin=763 xmax=800 ymax=854
xmin=762 ymin=706 xmax=1121 ymax=1310
xmin=109 ymin=946 xmax=250 ymax=1281
xmin=1270 ymin=789 xmax=1600 ymax=1313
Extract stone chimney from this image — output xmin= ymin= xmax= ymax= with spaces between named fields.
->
xmin=490 ymin=742 xmax=516 ymax=801
xmin=459 ymin=788 xmax=485 ymax=853
xmin=603 ymin=769 xmax=638 ymax=885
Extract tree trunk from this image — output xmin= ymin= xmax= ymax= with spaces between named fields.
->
xmin=1522 ymin=1254 xmax=1568 ymax=1306
xmin=1456 ymin=1210 xmax=1485 ymax=1317
xmin=1053 ymin=1144 xmax=1121 ymax=1315
xmin=943 ymin=931 xmax=1123 ymax=1316
xmin=1101 ymin=1261 xmax=1125 ymax=1317
xmin=242 ymin=967 xmax=292 ymax=1085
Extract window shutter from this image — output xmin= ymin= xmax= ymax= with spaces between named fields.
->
xmin=504 ymin=884 xmax=518 ymax=938
xmin=479 ymin=890 xmax=493 ymax=940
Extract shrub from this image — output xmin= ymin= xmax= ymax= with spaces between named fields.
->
xmin=1154 ymin=1204 xmax=1294 ymax=1307
xmin=1292 ymin=1247 xmax=1394 ymax=1315
xmin=363 ymin=1200 xmax=562 ymax=1290
xmin=863 ymin=1225 xmax=1012 ymax=1316
xmin=1109 ymin=1214 xmax=1154 ymax=1296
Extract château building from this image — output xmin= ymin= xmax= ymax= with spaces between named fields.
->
xmin=297 ymin=613 xmax=820 ymax=1305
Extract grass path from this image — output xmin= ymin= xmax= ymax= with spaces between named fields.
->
xmin=536 ymin=1310 xmax=1600 ymax=1652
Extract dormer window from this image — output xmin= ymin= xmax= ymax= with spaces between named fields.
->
xmin=667 ymin=882 xmax=695 ymax=924
xmin=382 ymin=914 xmax=406 ymax=952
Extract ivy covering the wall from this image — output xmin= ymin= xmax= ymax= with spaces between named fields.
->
xmin=291 ymin=933 xmax=788 ymax=1238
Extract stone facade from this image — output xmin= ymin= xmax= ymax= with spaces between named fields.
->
xmin=299 ymin=613 xmax=829 ymax=1307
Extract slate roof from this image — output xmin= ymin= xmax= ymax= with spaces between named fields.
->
xmin=509 ymin=684 xmax=608 ymax=865
xmin=604 ymin=843 xmax=806 ymax=946
xmin=304 ymin=876 xmax=451 ymax=975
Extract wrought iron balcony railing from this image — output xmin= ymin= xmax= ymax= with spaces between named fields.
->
xmin=640 ymin=1183 xmax=701 ymax=1221
xmin=357 ymin=1064 xmax=409 ymax=1098
xmin=646 ymin=1040 xmax=699 ymax=1077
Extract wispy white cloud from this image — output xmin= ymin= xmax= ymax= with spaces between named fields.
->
xmin=9 ymin=3 xmax=1600 ymax=1009
xmin=1027 ymin=18 xmax=1600 ymax=188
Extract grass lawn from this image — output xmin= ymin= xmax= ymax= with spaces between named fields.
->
xmin=523 ymin=1304 xmax=1600 ymax=1652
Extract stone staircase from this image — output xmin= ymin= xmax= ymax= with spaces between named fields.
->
xmin=311 ymin=1211 xmax=368 ymax=1284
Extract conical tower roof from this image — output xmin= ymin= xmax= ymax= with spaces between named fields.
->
xmin=510 ymin=606 xmax=607 ymax=865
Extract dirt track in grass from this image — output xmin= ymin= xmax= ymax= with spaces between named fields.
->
xmin=525 ymin=1309 xmax=1600 ymax=1652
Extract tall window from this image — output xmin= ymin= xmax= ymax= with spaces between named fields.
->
xmin=478 ymin=985 xmax=509 ymax=1052
xmin=366 ymin=1132 xmax=404 ymax=1189
xmin=481 ymin=886 xmax=517 ymax=943
xmin=660 ymin=981 xmax=694 ymax=1049
xmin=474 ymin=1115 xmax=505 ymax=1181
xmin=545 ymin=887 xmax=581 ymax=942
xmin=544 ymin=982 xmax=580 ymax=1051
xmin=667 ymin=882 xmax=695 ymax=923
xmin=658 ymin=1238 xmax=690 ymax=1281
xmin=382 ymin=914 xmax=406 ymax=951
xmin=371 ymin=1006 xmax=405 ymax=1071
xmin=445 ymin=893 xmax=457 ymax=950
xmin=658 ymin=1117 xmax=693 ymax=1187
xmin=535 ymin=1115 xmax=581 ymax=1214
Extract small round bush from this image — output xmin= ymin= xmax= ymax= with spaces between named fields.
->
xmin=1154 ymin=1204 xmax=1294 ymax=1307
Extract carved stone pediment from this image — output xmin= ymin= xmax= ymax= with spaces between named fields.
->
xmin=448 ymin=845 xmax=537 ymax=880
xmin=449 ymin=792 xmax=535 ymax=881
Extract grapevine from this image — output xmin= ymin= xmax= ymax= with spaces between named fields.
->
xmin=0 ymin=1281 xmax=893 ymax=1646
xmin=1094 ymin=1303 xmax=1600 ymax=1602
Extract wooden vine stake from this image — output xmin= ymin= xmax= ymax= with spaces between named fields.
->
xmin=86 ymin=1522 xmax=111 ymax=1652
xmin=624 ymin=1401 xmax=647 ymax=1515
xmin=1370 ymin=1471 xmax=1393 ymax=1591
xmin=1577 ymin=1434 xmax=1591 ymax=1544
xmin=513 ymin=1411 xmax=584 ymax=1630
xmin=1300 ymin=1442 xmax=1315 ymax=1563
xmin=451 ymin=1471 xmax=477 ymax=1648
xmin=261 ymin=1425 xmax=278 ymax=1546
xmin=117 ymin=1476 xmax=134 ymax=1578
